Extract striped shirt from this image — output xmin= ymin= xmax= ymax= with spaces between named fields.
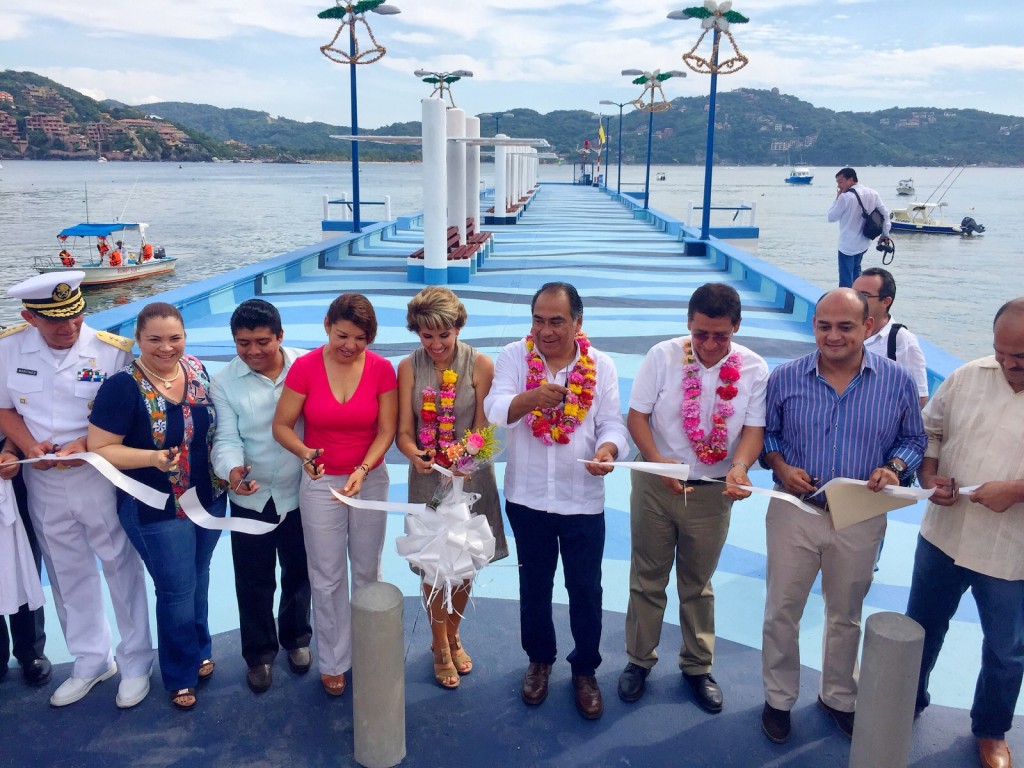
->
xmin=762 ymin=350 xmax=926 ymax=485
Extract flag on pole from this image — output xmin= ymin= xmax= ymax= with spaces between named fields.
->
xmin=598 ymin=121 xmax=606 ymax=146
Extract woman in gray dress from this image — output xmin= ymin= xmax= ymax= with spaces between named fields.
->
xmin=396 ymin=287 xmax=508 ymax=690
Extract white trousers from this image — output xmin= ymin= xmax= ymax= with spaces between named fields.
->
xmin=299 ymin=464 xmax=389 ymax=676
xmin=24 ymin=464 xmax=153 ymax=679
xmin=761 ymin=495 xmax=886 ymax=713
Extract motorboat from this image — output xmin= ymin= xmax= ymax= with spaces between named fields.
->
xmin=896 ymin=178 xmax=915 ymax=196
xmin=889 ymin=202 xmax=985 ymax=236
xmin=34 ymin=222 xmax=177 ymax=285
xmin=784 ymin=167 xmax=813 ymax=184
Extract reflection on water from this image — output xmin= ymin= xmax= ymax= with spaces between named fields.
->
xmin=2 ymin=160 xmax=1021 ymax=361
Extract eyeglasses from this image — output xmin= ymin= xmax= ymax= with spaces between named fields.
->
xmin=857 ymin=292 xmax=881 ymax=299
xmin=691 ymin=331 xmax=733 ymax=344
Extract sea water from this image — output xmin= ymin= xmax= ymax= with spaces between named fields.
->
xmin=1 ymin=160 xmax=1021 ymax=361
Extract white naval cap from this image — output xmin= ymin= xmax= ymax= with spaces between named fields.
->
xmin=7 ymin=271 xmax=87 ymax=319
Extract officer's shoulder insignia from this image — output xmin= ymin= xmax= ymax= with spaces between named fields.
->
xmin=0 ymin=323 xmax=29 ymax=340
xmin=96 ymin=330 xmax=135 ymax=352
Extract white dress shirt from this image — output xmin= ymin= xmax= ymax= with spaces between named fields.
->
xmin=827 ymin=182 xmax=891 ymax=255
xmin=484 ymin=338 xmax=629 ymax=516
xmin=629 ymin=337 xmax=769 ymax=477
xmin=864 ymin=318 xmax=929 ymax=398
xmin=210 ymin=346 xmax=304 ymax=515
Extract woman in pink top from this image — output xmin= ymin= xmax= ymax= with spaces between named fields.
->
xmin=273 ymin=293 xmax=397 ymax=697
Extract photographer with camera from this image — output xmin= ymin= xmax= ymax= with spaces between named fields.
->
xmin=828 ymin=168 xmax=892 ymax=287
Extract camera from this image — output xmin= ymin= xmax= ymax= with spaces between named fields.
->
xmin=875 ymin=237 xmax=894 ymax=255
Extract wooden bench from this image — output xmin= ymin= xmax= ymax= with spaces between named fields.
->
xmin=409 ymin=226 xmax=461 ymax=260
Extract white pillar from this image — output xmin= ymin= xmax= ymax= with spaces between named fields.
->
xmin=465 ymin=116 xmax=481 ymax=233
xmin=352 ymin=582 xmax=405 ymax=768
xmin=446 ymin=108 xmax=467 ymax=244
xmin=849 ymin=612 xmax=925 ymax=768
xmin=422 ymin=97 xmax=448 ymax=284
xmin=494 ymin=134 xmax=508 ymax=219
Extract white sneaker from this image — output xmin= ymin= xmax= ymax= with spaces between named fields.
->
xmin=116 ymin=669 xmax=152 ymax=709
xmin=50 ymin=664 xmax=118 ymax=707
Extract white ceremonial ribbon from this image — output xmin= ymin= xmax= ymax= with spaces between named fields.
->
xmin=693 ymin=475 xmax=824 ymax=516
xmin=15 ymin=452 xmax=168 ymax=510
xmin=0 ymin=477 xmax=46 ymax=613
xmin=808 ymin=477 xmax=937 ymax=503
xmin=178 ymin=487 xmax=279 ymax=535
xmin=0 ymin=477 xmax=17 ymax=527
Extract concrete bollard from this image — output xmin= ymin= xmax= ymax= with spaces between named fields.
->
xmin=849 ymin=612 xmax=925 ymax=768
xmin=352 ymin=582 xmax=406 ymax=768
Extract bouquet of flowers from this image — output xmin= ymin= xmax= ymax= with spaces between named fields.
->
xmin=435 ymin=425 xmax=500 ymax=475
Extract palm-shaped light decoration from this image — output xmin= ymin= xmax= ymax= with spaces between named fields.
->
xmin=621 ymin=68 xmax=686 ymax=211
xmin=669 ymin=1 xmax=749 ymax=240
xmin=317 ymin=0 xmax=401 ymax=233
xmin=414 ymin=70 xmax=474 ymax=109
xmin=669 ymin=0 xmax=749 ymax=75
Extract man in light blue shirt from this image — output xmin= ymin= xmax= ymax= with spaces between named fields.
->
xmin=210 ymin=299 xmax=311 ymax=694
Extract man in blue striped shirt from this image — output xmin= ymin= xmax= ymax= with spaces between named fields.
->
xmin=758 ymin=288 xmax=926 ymax=745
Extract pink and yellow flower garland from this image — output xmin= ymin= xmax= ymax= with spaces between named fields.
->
xmin=525 ymin=332 xmax=596 ymax=445
xmin=419 ymin=368 xmax=458 ymax=467
xmin=681 ymin=340 xmax=742 ymax=465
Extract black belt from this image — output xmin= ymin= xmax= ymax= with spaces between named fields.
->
xmin=686 ymin=477 xmax=727 ymax=486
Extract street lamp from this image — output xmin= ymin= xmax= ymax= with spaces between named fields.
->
xmin=479 ymin=112 xmax=514 ymax=135
xmin=599 ymin=99 xmax=630 ymax=195
xmin=621 ymin=69 xmax=686 ymax=210
xmin=414 ymin=69 xmax=473 ymax=108
xmin=318 ymin=0 xmax=402 ymax=233
xmin=668 ymin=2 xmax=749 ymax=239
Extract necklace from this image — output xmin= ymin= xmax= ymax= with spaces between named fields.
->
xmin=420 ymin=368 xmax=458 ymax=465
xmin=680 ymin=340 xmax=742 ymax=464
xmin=135 ymin=359 xmax=182 ymax=390
xmin=524 ymin=332 xmax=596 ymax=445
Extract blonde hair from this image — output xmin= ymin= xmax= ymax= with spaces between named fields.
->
xmin=406 ymin=286 xmax=467 ymax=332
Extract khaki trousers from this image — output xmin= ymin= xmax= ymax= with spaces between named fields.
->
xmin=624 ymin=468 xmax=733 ymax=674
xmin=761 ymin=494 xmax=886 ymax=712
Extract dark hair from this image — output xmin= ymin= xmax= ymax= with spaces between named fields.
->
xmin=135 ymin=302 xmax=184 ymax=339
xmin=836 ymin=167 xmax=858 ymax=182
xmin=994 ymin=297 xmax=1024 ymax=328
xmin=230 ymin=299 xmax=283 ymax=336
xmin=815 ymin=289 xmax=869 ymax=323
xmin=688 ymin=283 xmax=742 ymax=324
xmin=859 ymin=267 xmax=896 ymax=305
xmin=531 ymin=282 xmax=583 ymax=320
xmin=406 ymin=286 xmax=467 ymax=332
xmin=325 ymin=293 xmax=377 ymax=343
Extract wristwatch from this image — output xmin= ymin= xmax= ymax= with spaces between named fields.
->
xmin=883 ymin=460 xmax=904 ymax=475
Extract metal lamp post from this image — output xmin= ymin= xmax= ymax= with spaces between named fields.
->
xmin=414 ymin=69 xmax=473 ymax=108
xmin=599 ymin=99 xmax=630 ymax=195
xmin=318 ymin=0 xmax=401 ymax=233
xmin=668 ymin=2 xmax=749 ymax=239
xmin=621 ymin=69 xmax=686 ymax=210
xmin=480 ymin=112 xmax=514 ymax=135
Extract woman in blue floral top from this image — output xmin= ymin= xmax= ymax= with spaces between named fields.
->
xmin=88 ymin=302 xmax=226 ymax=711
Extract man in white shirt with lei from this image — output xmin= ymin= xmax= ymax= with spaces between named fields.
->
xmin=617 ymin=282 xmax=768 ymax=713
xmin=485 ymin=282 xmax=629 ymax=721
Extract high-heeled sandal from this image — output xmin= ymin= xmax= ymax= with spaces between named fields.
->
xmin=448 ymin=634 xmax=473 ymax=675
xmin=321 ymin=673 xmax=347 ymax=696
xmin=432 ymin=646 xmax=460 ymax=689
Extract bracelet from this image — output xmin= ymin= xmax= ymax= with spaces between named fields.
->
xmin=730 ymin=462 xmax=750 ymax=472
xmin=356 ymin=463 xmax=370 ymax=476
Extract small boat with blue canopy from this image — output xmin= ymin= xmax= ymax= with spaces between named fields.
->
xmin=34 ymin=222 xmax=176 ymax=286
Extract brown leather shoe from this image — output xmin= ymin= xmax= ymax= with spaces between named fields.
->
xmin=978 ymin=737 xmax=1013 ymax=768
xmin=572 ymin=675 xmax=604 ymax=720
xmin=521 ymin=663 xmax=551 ymax=706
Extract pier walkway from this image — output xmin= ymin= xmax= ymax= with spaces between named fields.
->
xmin=1 ymin=183 xmax=1013 ymax=768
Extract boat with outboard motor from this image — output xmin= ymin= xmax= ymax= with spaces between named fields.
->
xmin=889 ymin=201 xmax=985 ymax=236
xmin=34 ymin=222 xmax=177 ymax=286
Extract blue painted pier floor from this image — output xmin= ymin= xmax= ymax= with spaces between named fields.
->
xmin=1 ymin=183 xmax=1016 ymax=767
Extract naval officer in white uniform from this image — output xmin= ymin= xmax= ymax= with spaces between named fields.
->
xmin=0 ymin=272 xmax=154 ymax=708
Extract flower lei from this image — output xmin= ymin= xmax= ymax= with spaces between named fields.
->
xmin=681 ymin=340 xmax=742 ymax=465
xmin=419 ymin=368 xmax=458 ymax=467
xmin=524 ymin=332 xmax=596 ymax=445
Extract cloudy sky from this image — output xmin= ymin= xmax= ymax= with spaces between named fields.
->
xmin=4 ymin=0 xmax=1023 ymax=128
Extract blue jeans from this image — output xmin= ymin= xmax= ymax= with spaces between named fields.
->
xmin=906 ymin=535 xmax=1024 ymax=739
xmin=837 ymin=249 xmax=865 ymax=288
xmin=118 ymin=494 xmax=225 ymax=691
xmin=506 ymin=501 xmax=604 ymax=676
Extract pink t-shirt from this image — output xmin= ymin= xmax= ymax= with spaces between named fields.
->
xmin=284 ymin=347 xmax=397 ymax=476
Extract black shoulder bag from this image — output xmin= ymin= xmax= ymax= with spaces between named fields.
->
xmin=848 ymin=188 xmax=886 ymax=240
